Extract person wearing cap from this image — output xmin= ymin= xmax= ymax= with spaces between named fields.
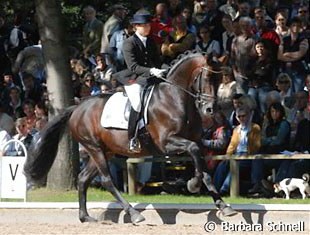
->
xmin=100 ymin=4 xmax=128 ymax=54
xmin=115 ymin=11 xmax=165 ymax=153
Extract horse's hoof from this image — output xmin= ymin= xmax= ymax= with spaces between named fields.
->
xmin=80 ymin=215 xmax=98 ymax=223
xmin=131 ymin=212 xmax=145 ymax=224
xmin=187 ymin=177 xmax=200 ymax=193
xmin=221 ymin=206 xmax=238 ymax=217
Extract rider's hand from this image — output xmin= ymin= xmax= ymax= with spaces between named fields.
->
xmin=150 ymin=68 xmax=166 ymax=78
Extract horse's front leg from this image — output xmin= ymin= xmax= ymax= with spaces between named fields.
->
xmin=165 ymin=138 xmax=203 ymax=193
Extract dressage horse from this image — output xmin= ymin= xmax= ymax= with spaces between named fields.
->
xmin=24 ymin=51 xmax=236 ymax=224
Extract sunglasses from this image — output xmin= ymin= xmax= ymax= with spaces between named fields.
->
xmin=298 ymin=10 xmax=308 ymax=13
xmin=277 ymin=18 xmax=285 ymax=21
xmin=237 ymin=114 xmax=247 ymax=118
xmin=278 ymin=80 xmax=289 ymax=84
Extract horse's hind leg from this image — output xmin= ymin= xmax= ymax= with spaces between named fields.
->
xmin=87 ymin=148 xmax=145 ymax=224
xmin=78 ymin=157 xmax=99 ymax=222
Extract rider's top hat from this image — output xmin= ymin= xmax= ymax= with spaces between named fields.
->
xmin=130 ymin=11 xmax=152 ymax=24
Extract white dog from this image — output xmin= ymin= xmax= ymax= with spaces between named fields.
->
xmin=274 ymin=174 xmax=310 ymax=199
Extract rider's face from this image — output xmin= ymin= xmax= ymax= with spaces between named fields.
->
xmin=135 ymin=23 xmax=151 ymax=37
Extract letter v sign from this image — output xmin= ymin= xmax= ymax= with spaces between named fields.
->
xmin=9 ymin=164 xmax=19 ymax=181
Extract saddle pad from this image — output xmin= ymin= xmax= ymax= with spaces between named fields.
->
xmin=101 ymin=86 xmax=155 ymax=130
xmin=101 ymin=92 xmax=129 ymax=129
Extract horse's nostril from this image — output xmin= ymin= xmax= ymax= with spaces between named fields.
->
xmin=206 ymin=108 xmax=213 ymax=113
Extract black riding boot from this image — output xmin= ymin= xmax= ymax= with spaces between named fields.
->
xmin=128 ymin=110 xmax=141 ymax=153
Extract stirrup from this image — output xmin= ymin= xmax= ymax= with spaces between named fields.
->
xmin=129 ymin=138 xmax=141 ymax=153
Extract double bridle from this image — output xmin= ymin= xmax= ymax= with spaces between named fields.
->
xmin=160 ymin=66 xmax=221 ymax=105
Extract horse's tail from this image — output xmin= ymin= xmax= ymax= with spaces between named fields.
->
xmin=24 ymin=105 xmax=76 ymax=181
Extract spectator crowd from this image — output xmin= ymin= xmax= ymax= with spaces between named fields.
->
xmin=0 ymin=0 xmax=309 ymax=197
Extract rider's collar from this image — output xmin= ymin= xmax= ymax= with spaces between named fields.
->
xmin=135 ymin=32 xmax=147 ymax=47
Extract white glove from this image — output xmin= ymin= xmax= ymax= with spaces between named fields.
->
xmin=150 ymin=68 xmax=166 ymax=78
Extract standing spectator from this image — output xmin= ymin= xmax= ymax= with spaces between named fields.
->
xmin=0 ymin=13 xmax=11 ymax=76
xmin=82 ymin=5 xmax=103 ymax=58
xmin=192 ymin=1 xmax=208 ymax=29
xmin=181 ymin=5 xmax=197 ymax=35
xmin=22 ymin=73 xmax=44 ymax=103
xmin=221 ymin=14 xmax=235 ymax=61
xmin=218 ymin=0 xmax=238 ymax=21
xmin=248 ymin=40 xmax=275 ymax=114
xmin=12 ymin=41 xmax=45 ymax=83
xmin=231 ymin=17 xmax=256 ymax=94
xmin=161 ymin=15 xmax=196 ymax=64
xmin=216 ymin=66 xmax=237 ymax=117
xmin=274 ymin=11 xmax=290 ymax=39
xmin=150 ymin=3 xmax=173 ymax=46
xmin=278 ymin=17 xmax=309 ymax=93
xmin=195 ymin=25 xmax=221 ymax=60
xmin=109 ymin=19 xmax=134 ymax=71
xmin=234 ymin=1 xmax=251 ymax=19
xmin=7 ymin=12 xmax=29 ymax=62
xmin=100 ymin=4 xmax=127 ymax=54
xmin=253 ymin=7 xmax=280 ymax=61
xmin=297 ymin=5 xmax=309 ymax=32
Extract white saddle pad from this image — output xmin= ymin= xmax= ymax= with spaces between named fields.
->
xmin=101 ymin=86 xmax=154 ymax=129
xmin=101 ymin=92 xmax=129 ymax=129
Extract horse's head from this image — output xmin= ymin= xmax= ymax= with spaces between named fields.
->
xmin=166 ymin=51 xmax=221 ymax=117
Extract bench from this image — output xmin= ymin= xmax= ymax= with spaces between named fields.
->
xmin=126 ymin=154 xmax=310 ymax=196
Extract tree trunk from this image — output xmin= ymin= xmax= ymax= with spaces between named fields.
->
xmin=35 ymin=0 xmax=79 ymax=189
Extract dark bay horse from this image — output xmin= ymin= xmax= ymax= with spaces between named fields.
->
xmin=24 ymin=51 xmax=236 ymax=224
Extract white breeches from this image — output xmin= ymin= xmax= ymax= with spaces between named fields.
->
xmin=124 ymin=83 xmax=142 ymax=112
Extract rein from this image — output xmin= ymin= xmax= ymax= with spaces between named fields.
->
xmin=160 ymin=66 xmax=220 ymax=103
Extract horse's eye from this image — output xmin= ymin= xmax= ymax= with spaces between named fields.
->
xmin=206 ymin=108 xmax=213 ymax=113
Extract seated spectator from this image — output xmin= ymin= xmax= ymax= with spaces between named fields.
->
xmin=1 ymin=70 xmax=23 ymax=104
xmin=5 ymin=117 xmax=33 ymax=156
xmin=214 ymin=106 xmax=261 ymax=195
xmin=286 ymin=91 xmax=309 ymax=144
xmin=93 ymin=53 xmax=115 ymax=83
xmin=80 ymin=72 xmax=101 ymax=98
xmin=249 ymin=103 xmax=290 ymax=196
xmin=216 ymin=66 xmax=237 ymax=117
xmin=275 ymin=73 xmax=293 ymax=108
xmin=161 ymin=15 xmax=196 ymax=64
xmin=221 ymin=14 xmax=235 ymax=61
xmin=4 ymin=86 xmax=24 ymax=120
xmin=0 ymin=127 xmax=11 ymax=156
xmin=201 ymin=111 xmax=231 ymax=175
xmin=0 ymin=102 xmax=15 ymax=135
xmin=22 ymin=99 xmax=37 ymax=135
xmin=195 ymin=25 xmax=221 ymax=60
